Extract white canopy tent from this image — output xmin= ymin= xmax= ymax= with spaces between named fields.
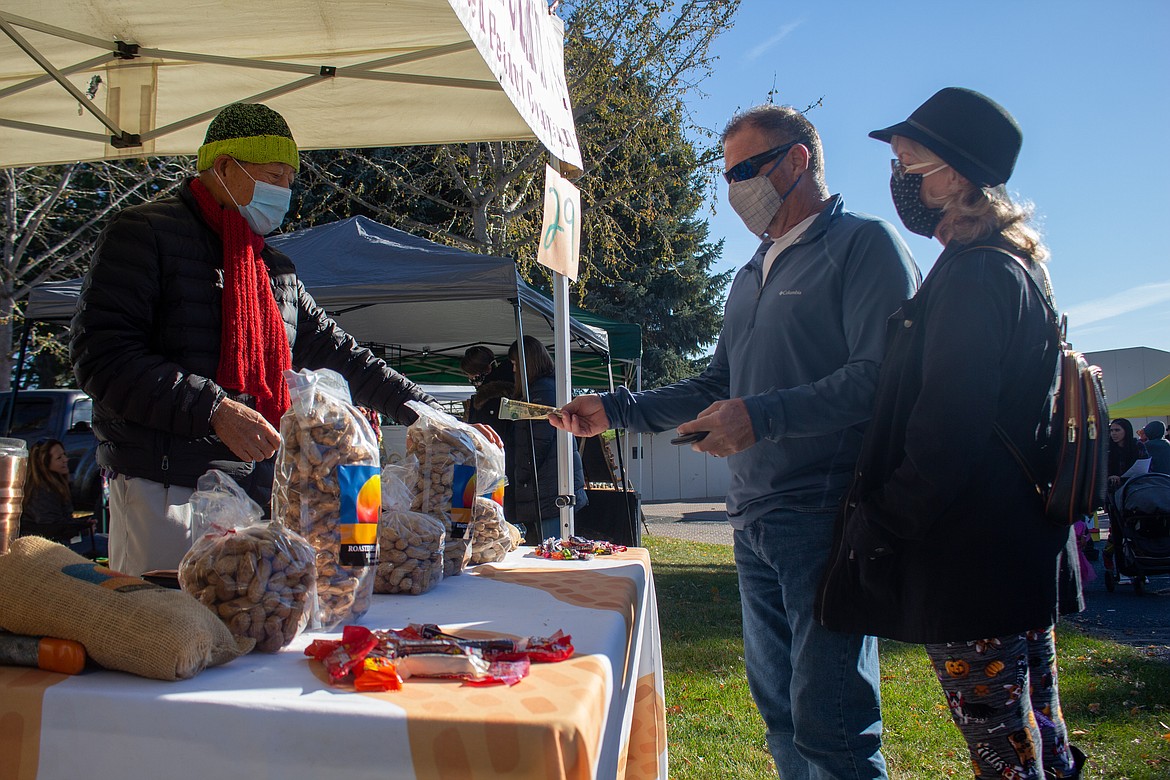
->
xmin=2 ymin=0 xmax=592 ymax=535
xmin=0 ymin=0 xmax=582 ymax=170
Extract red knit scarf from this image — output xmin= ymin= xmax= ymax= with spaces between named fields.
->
xmin=189 ymin=178 xmax=291 ymax=426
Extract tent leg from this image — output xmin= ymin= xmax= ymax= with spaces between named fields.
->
xmin=3 ymin=319 xmax=34 ymax=436
xmin=553 ymin=271 xmax=575 ymax=539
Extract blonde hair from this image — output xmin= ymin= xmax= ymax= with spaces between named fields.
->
xmin=894 ymin=137 xmax=1049 ymax=262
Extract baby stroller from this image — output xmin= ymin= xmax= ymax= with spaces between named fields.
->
xmin=1103 ymin=471 xmax=1170 ymax=594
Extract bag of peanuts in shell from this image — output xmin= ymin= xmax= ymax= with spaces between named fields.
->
xmin=403 ymin=401 xmax=505 ymax=575
xmin=468 ymin=495 xmax=523 ymax=565
xmin=273 ymin=368 xmax=381 ymax=630
xmin=375 ymin=459 xmax=445 ymax=595
xmin=178 ymin=470 xmax=317 ymax=653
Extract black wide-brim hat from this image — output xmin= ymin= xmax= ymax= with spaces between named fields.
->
xmin=870 ymin=87 xmax=1022 ymax=187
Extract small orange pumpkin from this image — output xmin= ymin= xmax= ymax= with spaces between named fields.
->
xmin=944 ymin=658 xmax=970 ymax=678
xmin=973 ymin=684 xmax=991 ymax=697
xmin=985 ymin=660 xmax=1005 ymax=677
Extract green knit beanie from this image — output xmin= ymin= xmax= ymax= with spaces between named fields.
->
xmin=196 ymin=103 xmax=300 ymax=172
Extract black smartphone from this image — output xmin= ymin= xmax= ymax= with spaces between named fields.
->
xmin=670 ymin=430 xmax=709 ymax=445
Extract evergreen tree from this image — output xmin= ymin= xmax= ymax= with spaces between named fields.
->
xmin=290 ymin=0 xmax=740 ymax=387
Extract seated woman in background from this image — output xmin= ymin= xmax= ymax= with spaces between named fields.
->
xmin=504 ymin=336 xmax=587 ymax=542
xmin=1107 ymin=417 xmax=1147 ymax=493
xmin=21 ymin=439 xmax=107 ymax=559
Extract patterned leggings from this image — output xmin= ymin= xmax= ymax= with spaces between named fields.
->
xmin=925 ymin=628 xmax=1077 ymax=779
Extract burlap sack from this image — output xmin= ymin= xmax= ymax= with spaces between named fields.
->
xmin=0 ymin=536 xmax=253 ymax=680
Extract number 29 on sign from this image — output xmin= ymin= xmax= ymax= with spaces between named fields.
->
xmin=536 ymin=164 xmax=581 ymax=281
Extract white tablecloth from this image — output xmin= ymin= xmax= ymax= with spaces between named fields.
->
xmin=0 ymin=547 xmax=667 ymax=780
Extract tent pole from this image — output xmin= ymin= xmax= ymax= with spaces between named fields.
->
xmin=636 ymin=358 xmax=643 ymax=503
xmin=512 ymin=297 xmax=543 ymax=542
xmin=553 ymin=267 xmax=574 ymax=539
xmin=548 ymin=157 xmax=576 ymax=540
xmin=4 ymin=317 xmax=34 ymax=436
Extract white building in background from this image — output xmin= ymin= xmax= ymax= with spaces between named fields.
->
xmin=1086 ymin=346 xmax=1170 ymax=429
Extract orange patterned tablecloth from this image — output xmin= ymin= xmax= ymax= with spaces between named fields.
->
xmin=0 ymin=547 xmax=666 ymax=780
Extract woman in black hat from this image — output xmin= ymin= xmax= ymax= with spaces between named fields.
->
xmin=817 ymin=88 xmax=1086 ymax=778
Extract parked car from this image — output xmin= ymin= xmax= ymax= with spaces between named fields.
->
xmin=0 ymin=389 xmax=101 ymax=509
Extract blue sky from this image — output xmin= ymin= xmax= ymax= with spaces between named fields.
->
xmin=685 ymin=0 xmax=1170 ymax=354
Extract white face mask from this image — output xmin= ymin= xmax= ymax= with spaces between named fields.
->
xmin=215 ymin=159 xmax=292 ymax=235
xmin=728 ymin=171 xmax=803 ymax=239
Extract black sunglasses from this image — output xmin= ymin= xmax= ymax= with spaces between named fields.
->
xmin=724 ymin=141 xmax=799 ymax=184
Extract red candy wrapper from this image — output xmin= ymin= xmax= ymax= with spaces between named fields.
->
xmin=304 ymin=625 xmax=379 ymax=683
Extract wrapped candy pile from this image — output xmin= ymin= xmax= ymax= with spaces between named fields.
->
xmin=533 ymin=536 xmax=628 ymax=561
xmin=305 ymin=623 xmax=574 ymax=691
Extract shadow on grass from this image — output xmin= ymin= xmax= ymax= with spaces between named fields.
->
xmin=647 ymin=536 xmax=1170 ymax=779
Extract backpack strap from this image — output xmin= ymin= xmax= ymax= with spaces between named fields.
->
xmin=958 ymin=245 xmax=1057 ymax=320
xmin=953 ymin=245 xmax=1058 ymax=499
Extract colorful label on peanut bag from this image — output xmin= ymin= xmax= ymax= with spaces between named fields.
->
xmin=485 ymin=478 xmax=505 ymax=505
xmin=451 ymin=463 xmax=477 ymax=524
xmin=338 ymin=464 xmax=380 ymax=567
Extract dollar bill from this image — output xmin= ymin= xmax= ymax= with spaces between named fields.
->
xmin=498 ymin=397 xmax=562 ymax=421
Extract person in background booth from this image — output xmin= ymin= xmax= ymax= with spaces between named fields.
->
xmin=505 ymin=336 xmax=586 ymax=543
xmin=817 ymin=87 xmax=1086 ymax=779
xmin=461 ymin=345 xmax=515 ymax=442
xmin=21 ymin=439 xmax=108 ymax=559
xmin=71 ymin=102 xmax=501 ymax=577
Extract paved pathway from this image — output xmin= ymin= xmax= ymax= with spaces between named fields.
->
xmin=641 ymin=498 xmax=732 ymax=545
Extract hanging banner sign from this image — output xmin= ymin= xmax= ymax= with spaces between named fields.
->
xmin=536 ymin=164 xmax=581 ymax=280
xmin=448 ymin=0 xmax=584 ymax=170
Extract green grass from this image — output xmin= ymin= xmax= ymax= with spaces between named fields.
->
xmin=646 ymin=536 xmax=1170 ymax=780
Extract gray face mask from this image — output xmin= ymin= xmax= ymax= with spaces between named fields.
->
xmin=728 ymin=169 xmax=803 ymax=239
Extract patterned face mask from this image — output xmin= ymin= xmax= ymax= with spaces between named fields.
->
xmin=889 ymin=159 xmax=947 ymax=238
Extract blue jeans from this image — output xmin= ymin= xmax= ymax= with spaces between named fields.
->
xmin=734 ymin=508 xmax=887 ymax=779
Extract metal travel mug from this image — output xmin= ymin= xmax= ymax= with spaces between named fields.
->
xmin=0 ymin=437 xmax=28 ymax=555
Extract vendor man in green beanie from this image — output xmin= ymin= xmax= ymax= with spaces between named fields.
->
xmin=71 ymin=102 xmax=502 ymax=576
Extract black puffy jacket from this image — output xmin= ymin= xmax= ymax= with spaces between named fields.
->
xmin=71 ymin=180 xmax=435 ymax=498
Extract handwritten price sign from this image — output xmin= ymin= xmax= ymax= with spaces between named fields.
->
xmin=536 ymin=164 xmax=581 ymax=281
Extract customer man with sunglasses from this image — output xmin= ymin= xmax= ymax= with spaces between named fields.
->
xmin=553 ymin=104 xmax=918 ymax=778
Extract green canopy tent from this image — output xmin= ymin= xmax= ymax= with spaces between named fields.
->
xmin=570 ymin=307 xmax=642 ymax=390
xmin=1109 ymin=373 xmax=1170 ymax=418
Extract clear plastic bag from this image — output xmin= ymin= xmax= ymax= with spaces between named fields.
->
xmin=179 ymin=469 xmax=317 ymax=652
xmin=273 ymin=368 xmax=381 ymax=630
xmin=468 ymin=496 xmax=522 ymax=565
xmin=375 ymin=459 xmax=445 ymax=595
xmin=404 ymin=401 xmax=505 ymax=573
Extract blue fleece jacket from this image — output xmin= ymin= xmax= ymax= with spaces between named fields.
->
xmin=602 ymin=196 xmax=919 ymax=528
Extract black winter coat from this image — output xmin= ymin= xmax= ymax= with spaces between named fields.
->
xmin=20 ymin=484 xmax=84 ymax=544
xmin=817 ymin=242 xmax=1076 ymax=643
xmin=71 ymin=181 xmax=436 ymax=501
xmin=504 ymin=375 xmax=587 ymax=524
